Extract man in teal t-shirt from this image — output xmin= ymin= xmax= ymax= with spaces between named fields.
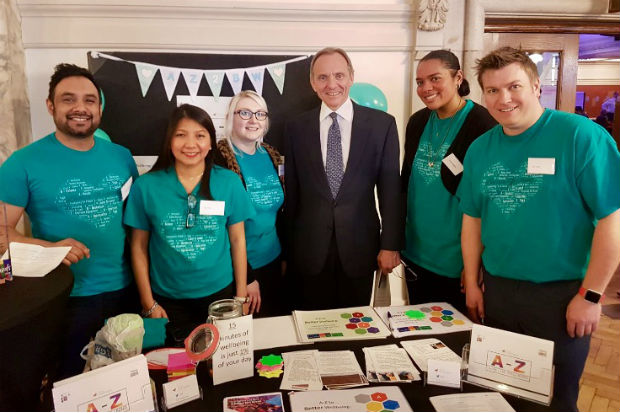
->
xmin=0 ymin=64 xmax=139 ymax=379
xmin=459 ymin=47 xmax=620 ymax=411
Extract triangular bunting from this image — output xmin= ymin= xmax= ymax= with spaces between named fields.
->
xmin=160 ymin=67 xmax=181 ymax=101
xmin=205 ymin=71 xmax=225 ymax=98
xmin=181 ymin=69 xmax=204 ymax=97
xmin=267 ymin=63 xmax=286 ymax=94
xmin=246 ymin=67 xmax=266 ymax=95
xmin=135 ymin=63 xmax=158 ymax=98
xmin=226 ymin=69 xmax=245 ymax=95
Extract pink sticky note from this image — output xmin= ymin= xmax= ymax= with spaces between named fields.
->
xmin=167 ymin=351 xmax=194 ymax=371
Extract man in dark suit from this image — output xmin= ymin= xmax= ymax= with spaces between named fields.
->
xmin=285 ymin=47 xmax=402 ymax=310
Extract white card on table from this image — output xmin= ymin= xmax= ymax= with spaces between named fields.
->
xmin=199 ymin=200 xmax=225 ymax=216
xmin=212 ymin=315 xmax=253 ymax=385
xmin=466 ymin=324 xmax=554 ymax=404
xmin=427 ymin=359 xmax=461 ymax=388
xmin=162 ymin=374 xmax=200 ymax=409
xmin=527 ymin=157 xmax=555 ymax=175
xmin=442 ymin=153 xmax=464 ymax=175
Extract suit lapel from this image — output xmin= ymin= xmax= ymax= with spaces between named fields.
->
xmin=339 ymin=103 xmax=370 ymax=198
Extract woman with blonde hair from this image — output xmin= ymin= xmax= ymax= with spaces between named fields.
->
xmin=218 ymin=90 xmax=285 ymax=317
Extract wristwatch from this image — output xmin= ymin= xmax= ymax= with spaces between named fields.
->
xmin=578 ymin=287 xmax=604 ymax=304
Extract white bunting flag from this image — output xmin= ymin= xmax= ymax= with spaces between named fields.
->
xmin=160 ymin=67 xmax=181 ymax=101
xmin=181 ymin=69 xmax=204 ymax=97
xmin=246 ymin=67 xmax=266 ymax=95
xmin=226 ymin=69 xmax=245 ymax=95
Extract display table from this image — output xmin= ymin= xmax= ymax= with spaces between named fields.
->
xmin=149 ymin=327 xmax=549 ymax=412
xmin=0 ymin=265 xmax=73 ymax=411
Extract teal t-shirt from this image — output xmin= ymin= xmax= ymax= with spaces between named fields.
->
xmin=458 ymin=109 xmax=620 ymax=283
xmin=0 ymin=133 xmax=138 ymax=296
xmin=235 ymin=147 xmax=284 ymax=269
xmin=123 ymin=166 xmax=253 ymax=299
xmin=403 ymin=99 xmax=473 ymax=278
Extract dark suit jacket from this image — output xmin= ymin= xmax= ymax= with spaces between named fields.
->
xmin=284 ymin=102 xmax=402 ymax=278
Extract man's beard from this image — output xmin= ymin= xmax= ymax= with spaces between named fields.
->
xmin=54 ymin=112 xmax=99 ymax=139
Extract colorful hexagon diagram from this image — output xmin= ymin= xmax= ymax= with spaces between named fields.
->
xmin=366 ymin=401 xmax=383 ymax=412
xmin=354 ymin=394 xmax=371 ymax=403
xmin=382 ymin=400 xmax=400 ymax=410
xmin=346 ymin=323 xmax=358 ymax=329
xmin=371 ymin=392 xmax=388 ymax=402
xmin=352 ymin=312 xmax=364 ymax=317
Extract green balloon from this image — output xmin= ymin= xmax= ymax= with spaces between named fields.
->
xmin=349 ymin=82 xmax=388 ymax=112
xmin=94 ymin=128 xmax=111 ymax=142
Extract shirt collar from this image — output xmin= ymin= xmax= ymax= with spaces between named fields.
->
xmin=319 ymin=98 xmax=353 ymax=122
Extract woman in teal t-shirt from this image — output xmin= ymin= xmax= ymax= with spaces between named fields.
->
xmin=400 ymin=50 xmax=496 ymax=313
xmin=124 ymin=104 xmax=253 ymax=343
xmin=218 ymin=91 xmax=285 ymax=317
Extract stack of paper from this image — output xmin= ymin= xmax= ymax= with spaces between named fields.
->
xmin=363 ymin=344 xmax=420 ymax=383
xmin=256 ymin=354 xmax=284 ymax=378
xmin=319 ymin=350 xmax=368 ymax=389
xmin=292 ymin=306 xmax=390 ymax=343
xmin=280 ymin=350 xmax=323 ymax=391
xmin=375 ymin=302 xmax=473 ymax=338
xmin=167 ymin=351 xmax=196 ymax=381
xmin=400 ymin=338 xmax=462 ymax=372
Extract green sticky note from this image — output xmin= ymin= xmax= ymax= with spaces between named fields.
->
xmin=260 ymin=354 xmax=283 ymax=366
xmin=405 ymin=310 xmax=425 ymax=320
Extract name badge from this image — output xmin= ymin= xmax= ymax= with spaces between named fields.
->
xmin=278 ymin=164 xmax=285 ymax=177
xmin=199 ymin=200 xmax=225 ymax=216
xmin=527 ymin=158 xmax=555 ymax=175
xmin=120 ymin=177 xmax=133 ymax=201
xmin=442 ymin=153 xmax=464 ymax=176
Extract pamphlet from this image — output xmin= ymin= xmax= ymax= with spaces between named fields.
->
xmin=363 ymin=344 xmax=420 ymax=383
xmin=429 ymin=392 xmax=515 ymax=412
xmin=375 ymin=303 xmax=472 ymax=338
xmin=293 ymin=306 xmax=390 ymax=343
xmin=400 ymin=338 xmax=461 ymax=372
xmin=289 ymin=386 xmax=412 ymax=412
xmin=279 ymin=350 xmax=323 ymax=391
xmin=319 ymin=350 xmax=368 ymax=389
xmin=223 ymin=392 xmax=285 ymax=412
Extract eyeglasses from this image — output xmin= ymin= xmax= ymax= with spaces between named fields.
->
xmin=186 ymin=194 xmax=197 ymax=229
xmin=234 ymin=109 xmax=268 ymax=121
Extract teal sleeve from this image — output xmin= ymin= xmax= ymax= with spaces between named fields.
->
xmin=123 ymin=178 xmax=150 ymax=230
xmin=457 ymin=148 xmax=481 ymax=218
xmin=0 ymin=152 xmax=29 ymax=207
xmin=575 ymin=125 xmax=620 ymax=220
xmin=226 ymin=175 xmax=255 ymax=226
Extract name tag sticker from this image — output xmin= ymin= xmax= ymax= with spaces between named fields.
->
xmin=278 ymin=164 xmax=285 ymax=177
xmin=199 ymin=200 xmax=225 ymax=216
xmin=120 ymin=177 xmax=133 ymax=201
xmin=527 ymin=158 xmax=555 ymax=175
xmin=442 ymin=153 xmax=464 ymax=176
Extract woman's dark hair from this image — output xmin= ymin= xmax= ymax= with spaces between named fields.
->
xmin=421 ymin=50 xmax=470 ymax=97
xmin=151 ymin=104 xmax=225 ymax=200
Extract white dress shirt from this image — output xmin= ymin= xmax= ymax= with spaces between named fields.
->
xmin=319 ymin=98 xmax=354 ymax=170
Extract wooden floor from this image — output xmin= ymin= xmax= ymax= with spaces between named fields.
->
xmin=577 ymin=269 xmax=620 ymax=412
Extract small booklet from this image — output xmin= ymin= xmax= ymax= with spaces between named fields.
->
xmin=293 ymin=306 xmax=390 ymax=343
xmin=223 ymin=392 xmax=285 ymax=412
xmin=279 ymin=350 xmax=323 ymax=391
xmin=429 ymin=392 xmax=515 ymax=412
xmin=400 ymin=338 xmax=461 ymax=372
xmin=289 ymin=386 xmax=412 ymax=412
xmin=374 ymin=303 xmax=473 ymax=338
xmin=363 ymin=344 xmax=420 ymax=383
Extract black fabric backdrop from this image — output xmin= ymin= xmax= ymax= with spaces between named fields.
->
xmin=87 ymin=52 xmax=319 ymax=155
